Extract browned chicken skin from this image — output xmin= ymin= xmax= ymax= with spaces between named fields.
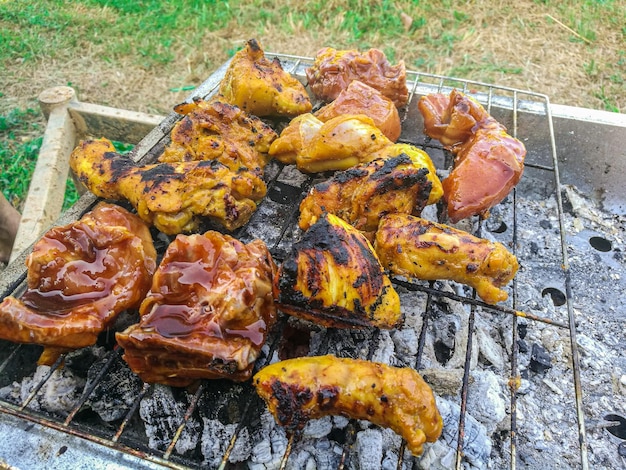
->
xmin=276 ymin=213 xmax=401 ymax=329
xmin=253 ymin=355 xmax=443 ymax=456
xmin=268 ymin=113 xmax=392 ymax=173
xmin=298 ymin=154 xmax=434 ymax=238
xmin=306 ymin=47 xmax=409 ymax=107
xmin=0 ymin=203 xmax=156 ymax=365
xmin=218 ymin=38 xmax=312 ymax=117
xmin=116 ymin=231 xmax=277 ymax=386
xmin=314 ymin=80 xmax=401 ymax=142
xmin=159 ymin=99 xmax=277 ymax=175
xmin=70 ymin=138 xmax=266 ymax=234
xmin=418 ymin=90 xmax=526 ymax=222
xmin=374 ymin=213 xmax=519 ymax=304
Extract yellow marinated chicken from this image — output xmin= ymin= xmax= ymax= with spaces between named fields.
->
xmin=298 ymin=154 xmax=434 ymax=239
xmin=70 ymin=138 xmax=266 ymax=234
xmin=159 ymin=99 xmax=277 ymax=175
xmin=0 ymin=203 xmax=156 ymax=365
xmin=268 ymin=113 xmax=392 ymax=173
xmin=253 ymin=355 xmax=443 ymax=456
xmin=314 ymin=80 xmax=401 ymax=142
xmin=374 ymin=214 xmax=519 ymax=304
xmin=374 ymin=143 xmax=443 ymax=206
xmin=218 ymin=38 xmax=312 ymax=117
xmin=275 ymin=213 xmax=401 ymax=329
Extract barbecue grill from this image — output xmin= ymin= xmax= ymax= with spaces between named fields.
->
xmin=0 ymin=53 xmax=624 ymax=470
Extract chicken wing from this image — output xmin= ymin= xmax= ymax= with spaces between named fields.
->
xmin=314 ymin=80 xmax=401 ymax=142
xmin=116 ymin=231 xmax=277 ymax=386
xmin=418 ymin=90 xmax=526 ymax=222
xmin=276 ymin=213 xmax=401 ymax=329
xmin=159 ymin=99 xmax=277 ymax=175
xmin=0 ymin=203 xmax=156 ymax=365
xmin=268 ymin=113 xmax=392 ymax=173
xmin=298 ymin=154 xmax=434 ymax=238
xmin=218 ymin=38 xmax=312 ymax=117
xmin=253 ymin=355 xmax=443 ymax=456
xmin=70 ymin=138 xmax=266 ymax=234
xmin=374 ymin=213 xmax=519 ymax=304
xmin=306 ymin=47 xmax=409 ymax=107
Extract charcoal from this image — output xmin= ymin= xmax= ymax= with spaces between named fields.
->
xmin=529 ymin=343 xmax=552 ymax=373
xmin=356 ymin=428 xmax=384 ymax=470
xmin=84 ymin=352 xmax=143 ymax=422
xmin=201 ymin=418 xmax=251 ymax=467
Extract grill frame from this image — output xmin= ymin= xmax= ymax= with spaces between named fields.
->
xmin=0 ymin=53 xmax=592 ymax=469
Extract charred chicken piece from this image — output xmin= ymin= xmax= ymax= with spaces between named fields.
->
xmin=0 ymin=203 xmax=156 ymax=365
xmin=418 ymin=90 xmax=526 ymax=222
xmin=253 ymin=355 xmax=443 ymax=456
xmin=70 ymin=138 xmax=266 ymax=234
xmin=373 ymin=143 xmax=444 ymax=206
xmin=268 ymin=113 xmax=392 ymax=173
xmin=218 ymin=38 xmax=312 ymax=117
xmin=314 ymin=80 xmax=401 ymax=142
xmin=159 ymin=99 xmax=277 ymax=175
xmin=374 ymin=213 xmax=519 ymax=304
xmin=306 ymin=47 xmax=409 ymax=107
xmin=298 ymin=154 xmax=434 ymax=238
xmin=276 ymin=213 xmax=401 ymax=329
xmin=116 ymin=231 xmax=277 ymax=387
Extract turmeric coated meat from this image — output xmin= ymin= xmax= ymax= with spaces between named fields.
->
xmin=70 ymin=138 xmax=266 ymax=234
xmin=418 ymin=90 xmax=526 ymax=223
xmin=253 ymin=355 xmax=443 ymax=456
xmin=374 ymin=213 xmax=519 ymax=304
xmin=276 ymin=213 xmax=401 ymax=329
xmin=218 ymin=38 xmax=312 ymax=117
xmin=298 ymin=154 xmax=435 ymax=239
xmin=0 ymin=203 xmax=156 ymax=365
xmin=159 ymin=99 xmax=277 ymax=175
xmin=116 ymin=231 xmax=277 ymax=387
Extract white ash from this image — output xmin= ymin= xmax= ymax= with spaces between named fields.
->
xmin=302 ymin=415 xmax=333 ymax=439
xmin=355 ymin=428 xmax=384 ymax=470
xmin=466 ymin=370 xmax=508 ymax=435
xmin=0 ymin=364 xmax=84 ymax=414
xmin=139 ymin=384 xmax=200 ymax=455
xmin=200 ymin=418 xmax=251 ymax=467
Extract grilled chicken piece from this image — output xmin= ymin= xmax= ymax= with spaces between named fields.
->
xmin=116 ymin=231 xmax=277 ymax=387
xmin=218 ymin=38 xmax=312 ymax=117
xmin=314 ymin=80 xmax=401 ymax=142
xmin=374 ymin=214 xmax=519 ymax=304
xmin=306 ymin=47 xmax=409 ymax=107
xmin=159 ymin=99 xmax=277 ymax=175
xmin=70 ymin=138 xmax=266 ymax=234
xmin=0 ymin=203 xmax=156 ymax=365
xmin=298 ymin=154 xmax=434 ymax=238
xmin=253 ymin=355 xmax=443 ymax=456
xmin=374 ymin=143 xmax=444 ymax=206
xmin=268 ymin=113 xmax=392 ymax=173
xmin=276 ymin=213 xmax=401 ymax=329
xmin=418 ymin=90 xmax=526 ymax=222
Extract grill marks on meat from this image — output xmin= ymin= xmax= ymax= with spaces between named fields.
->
xmin=116 ymin=231 xmax=277 ymax=387
xmin=306 ymin=47 xmax=409 ymax=108
xmin=159 ymin=99 xmax=277 ymax=175
xmin=253 ymin=355 xmax=443 ymax=456
xmin=70 ymin=138 xmax=266 ymax=234
xmin=374 ymin=213 xmax=519 ymax=304
xmin=218 ymin=38 xmax=312 ymax=117
xmin=276 ymin=213 xmax=402 ymax=329
xmin=418 ymin=89 xmax=526 ymax=223
xmin=298 ymin=154 xmax=435 ymax=239
xmin=0 ymin=203 xmax=156 ymax=365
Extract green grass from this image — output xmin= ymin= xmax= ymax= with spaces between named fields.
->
xmin=0 ymin=0 xmax=624 ymax=213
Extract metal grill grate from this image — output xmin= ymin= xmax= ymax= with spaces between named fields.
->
xmin=0 ymin=53 xmax=589 ymax=469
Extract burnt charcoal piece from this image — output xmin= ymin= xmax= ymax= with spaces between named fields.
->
xmin=529 ymin=343 xmax=552 ymax=373
xmin=517 ymin=339 xmax=529 ymax=354
xmin=84 ymin=352 xmax=144 ymax=422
